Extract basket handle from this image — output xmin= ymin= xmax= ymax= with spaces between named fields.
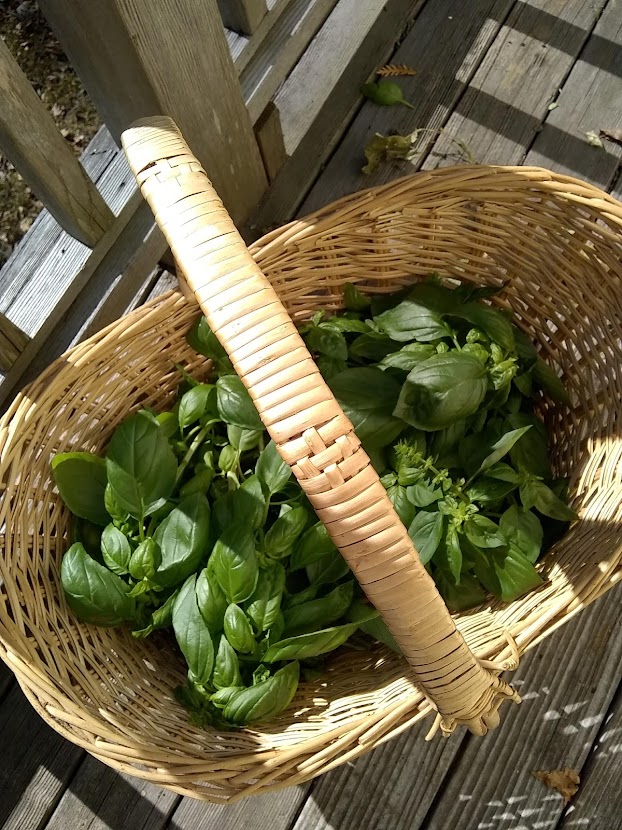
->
xmin=122 ymin=116 xmax=519 ymax=737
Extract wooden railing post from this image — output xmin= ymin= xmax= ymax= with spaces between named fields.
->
xmin=218 ymin=0 xmax=269 ymax=35
xmin=39 ymin=0 xmax=267 ymax=225
xmin=0 ymin=38 xmax=114 ymax=247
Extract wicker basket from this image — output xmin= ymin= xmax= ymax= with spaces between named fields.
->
xmin=1 ymin=116 xmax=622 ymax=803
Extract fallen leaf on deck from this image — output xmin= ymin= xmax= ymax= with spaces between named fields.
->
xmin=548 ymin=102 xmax=558 ymax=110
xmin=533 ymin=768 xmax=580 ymax=803
xmin=600 ymin=129 xmax=622 ymax=146
xmin=362 ymin=132 xmax=413 ymax=174
xmin=377 ymin=64 xmax=417 ymax=77
xmin=586 ymin=131 xmax=603 ymax=147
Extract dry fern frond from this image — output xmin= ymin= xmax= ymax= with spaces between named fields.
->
xmin=376 ymin=64 xmax=417 ymax=77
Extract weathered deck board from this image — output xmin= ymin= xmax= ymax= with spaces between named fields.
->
xmin=422 ymin=0 xmax=608 ymax=170
xmin=43 ymin=757 xmax=180 ymax=830
xmin=299 ymin=0 xmax=516 ymax=215
xmin=0 ymin=685 xmax=84 ymax=830
xmin=169 ymin=784 xmax=309 ymax=829
xmin=420 ymin=584 xmax=622 ymax=830
xmin=525 ymin=0 xmax=622 ymax=188
xmin=558 ymin=684 xmax=622 ymax=829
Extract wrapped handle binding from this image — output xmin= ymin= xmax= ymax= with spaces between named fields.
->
xmin=122 ymin=116 xmax=520 ymax=737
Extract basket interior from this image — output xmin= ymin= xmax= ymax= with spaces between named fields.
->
xmin=2 ymin=167 xmax=622 ymax=798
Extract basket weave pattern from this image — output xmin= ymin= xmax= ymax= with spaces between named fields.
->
xmin=1 ymin=119 xmax=622 ymax=802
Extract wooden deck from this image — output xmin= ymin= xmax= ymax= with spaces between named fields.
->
xmin=2 ymin=0 xmax=622 ymax=826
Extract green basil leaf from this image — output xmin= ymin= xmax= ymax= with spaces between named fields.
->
xmin=513 ymin=372 xmax=533 ymax=397
xmin=223 ymin=604 xmax=256 ymax=653
xmin=305 ymin=325 xmax=348 ymax=360
xmin=283 ymin=582 xmax=354 ymax=635
xmin=226 ymin=424 xmax=263 ymax=452
xmin=407 ymin=510 xmax=444 ymax=564
xmin=469 ymin=426 xmax=532 ymax=480
xmin=450 ymin=303 xmax=514 ymax=351
xmin=329 ymin=367 xmax=405 ymax=448
xmin=406 ymin=481 xmax=442 ymax=508
xmin=464 ymin=515 xmax=506 ymax=549
xmin=196 ymin=567 xmax=228 ymax=632
xmin=436 ymin=568 xmax=486 ymax=612
xmin=256 ymin=440 xmax=292 ymax=495
xmin=222 ymin=661 xmax=300 ymax=724
xmin=211 ymin=526 xmax=259 ymax=603
xmin=429 ymin=420 xmax=467 ymax=465
xmin=186 ymin=316 xmax=233 ymax=374
xmin=466 ymin=477 xmax=517 ymax=504
xmin=506 ymin=412 xmax=551 ymax=479
xmin=178 ymin=384 xmax=216 ymax=429
xmin=106 ymin=412 xmax=178 ymax=519
xmin=343 ymin=282 xmax=371 ymax=312
xmin=210 ymin=685 xmax=245 ymax=710
xmin=394 ymin=353 xmax=487 ymax=431
xmin=520 ymin=480 xmax=577 ymax=522
xmin=264 ymin=506 xmax=309 ymax=557
xmin=387 ymin=484 xmax=418 ymax=527
xmin=72 ymin=518 xmax=104 ymax=562
xmin=246 ymin=563 xmax=286 ymax=632
xmin=283 ymin=584 xmax=319 ymax=609
xmin=493 ymin=547 xmax=543 ymax=602
xmin=306 ymin=549 xmax=350 ymax=586
xmin=375 ymin=286 xmax=454 ymax=342
xmin=179 ymin=466 xmax=215 ymax=498
xmin=290 ymin=522 xmax=336 ymax=571
xmin=445 ymin=526 xmax=463 ymax=584
xmin=484 ymin=462 xmax=521 ymax=483
xmin=152 ymin=493 xmax=211 ymax=587
xmin=216 ymin=375 xmax=264 ymax=430
xmin=129 ymin=537 xmax=161 ymax=581
xmin=104 ymin=483 xmax=128 ymax=525
xmin=533 ymin=357 xmax=570 ymax=405
xmin=131 ymin=588 xmax=179 ymax=638
xmin=461 ymin=537 xmax=500 ymax=596
xmin=218 ymin=444 xmax=239 ymax=473
xmin=454 ymin=283 xmax=504 ymax=303
xmin=61 ymin=542 xmax=136 ymax=626
xmin=321 ymin=317 xmax=370 ymax=334
xmin=500 ymin=505 xmax=543 ymax=563
xmin=512 ymin=328 xmax=539 ymax=370
xmin=100 ymin=524 xmax=132 ymax=575
xmin=212 ymin=477 xmax=265 ymax=535
xmin=172 ymin=575 xmax=214 ymax=686
xmin=212 ymin=635 xmax=242 ymax=689
xmin=378 ymin=344 xmax=437 ymax=372
xmin=263 ymin=623 xmax=359 ymax=662
xmin=317 ymin=355 xmax=348 ymax=380
xmin=348 ymin=332 xmax=400 ymax=362
xmin=52 ymin=452 xmax=109 ymax=526
xmin=155 ymin=410 xmax=179 ymax=439
xmin=358 ymin=615 xmax=401 ymax=653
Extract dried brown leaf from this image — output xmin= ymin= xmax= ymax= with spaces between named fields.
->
xmin=600 ymin=129 xmax=622 ymax=146
xmin=376 ymin=64 xmax=417 ymax=77
xmin=533 ymin=768 xmax=580 ymax=804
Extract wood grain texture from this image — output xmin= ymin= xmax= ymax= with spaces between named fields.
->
xmin=420 ymin=584 xmax=622 ymax=830
xmin=0 ymin=314 xmax=30 ymax=373
xmin=241 ymin=0 xmax=339 ymax=123
xmin=43 ymin=757 xmax=179 ymax=830
xmin=255 ymin=102 xmax=288 ymax=180
xmin=247 ymin=0 xmax=424 ymax=230
xmin=41 ymin=0 xmax=267 ymax=224
xmin=525 ymin=0 xmax=622 ymax=188
xmin=0 ymin=661 xmax=13 ymax=701
xmin=226 ymin=0 xmax=294 ymax=73
xmin=0 ymin=37 xmax=113 ymax=247
xmin=0 ymin=685 xmax=84 ymax=830
xmin=289 ymin=720 xmax=466 ymax=830
xmin=170 ymin=783 xmax=309 ymax=829
xmin=422 ymin=0 xmax=608 ymax=170
xmin=0 ymin=196 xmax=165 ymax=407
xmin=274 ymin=0 xmax=395 ymax=156
xmin=558 ymin=685 xmax=622 ymax=829
xmin=298 ymin=0 xmax=515 ymax=215
xmin=218 ymin=0 xmax=268 ymax=34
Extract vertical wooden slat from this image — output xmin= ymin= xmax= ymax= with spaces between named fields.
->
xmin=40 ymin=0 xmax=268 ymax=224
xmin=218 ymin=0 xmax=269 ymax=35
xmin=0 ymin=314 xmax=30 ymax=373
xmin=0 ymin=38 xmax=114 ymax=247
